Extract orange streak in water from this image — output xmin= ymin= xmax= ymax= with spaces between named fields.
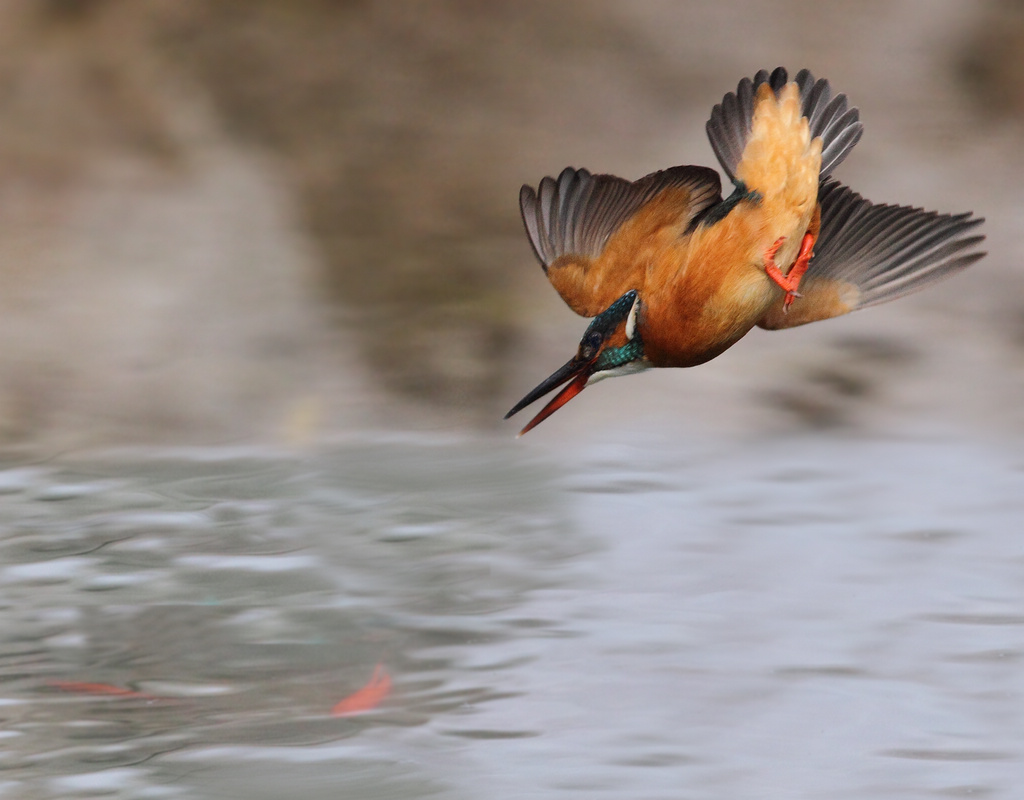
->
xmin=47 ymin=681 xmax=152 ymax=699
xmin=331 ymin=664 xmax=391 ymax=717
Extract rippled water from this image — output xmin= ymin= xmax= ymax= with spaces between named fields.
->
xmin=0 ymin=435 xmax=1021 ymax=799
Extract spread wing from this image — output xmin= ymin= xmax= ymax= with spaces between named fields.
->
xmin=758 ymin=179 xmax=986 ymax=330
xmin=520 ymin=165 xmax=722 ymax=317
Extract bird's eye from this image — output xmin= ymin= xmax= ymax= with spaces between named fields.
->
xmin=579 ymin=331 xmax=602 ymax=360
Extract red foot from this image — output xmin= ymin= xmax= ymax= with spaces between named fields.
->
xmin=764 ymin=232 xmax=815 ymax=312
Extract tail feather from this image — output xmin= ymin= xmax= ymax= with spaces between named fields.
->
xmin=706 ymin=68 xmax=863 ymax=183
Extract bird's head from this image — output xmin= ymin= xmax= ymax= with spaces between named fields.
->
xmin=505 ymin=290 xmax=649 ymax=435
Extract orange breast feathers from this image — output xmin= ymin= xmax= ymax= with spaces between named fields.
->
xmin=639 ymin=209 xmax=779 ymax=367
xmin=735 ymin=82 xmax=822 ymax=273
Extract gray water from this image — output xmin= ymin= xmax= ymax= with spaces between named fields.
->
xmin=0 ymin=434 xmax=1020 ymax=799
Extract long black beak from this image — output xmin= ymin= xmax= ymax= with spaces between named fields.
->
xmin=505 ymin=356 xmax=594 ymax=436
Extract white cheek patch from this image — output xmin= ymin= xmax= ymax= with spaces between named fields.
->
xmin=587 ymin=361 xmax=650 ymax=385
xmin=624 ymin=294 xmax=640 ymax=341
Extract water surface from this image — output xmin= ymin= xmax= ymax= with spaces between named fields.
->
xmin=0 ymin=435 xmax=1021 ymax=799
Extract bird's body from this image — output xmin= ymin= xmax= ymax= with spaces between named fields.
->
xmin=506 ymin=68 xmax=985 ymax=434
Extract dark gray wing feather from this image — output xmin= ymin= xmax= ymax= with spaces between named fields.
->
xmin=706 ymin=67 xmax=864 ymax=182
xmin=809 ymin=178 xmax=985 ymax=307
xmin=520 ymin=165 xmax=722 ymax=269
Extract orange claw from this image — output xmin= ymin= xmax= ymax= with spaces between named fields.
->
xmin=331 ymin=663 xmax=392 ymax=717
xmin=764 ymin=232 xmax=815 ymax=311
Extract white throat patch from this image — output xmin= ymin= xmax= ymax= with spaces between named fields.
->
xmin=587 ymin=360 xmax=650 ymax=385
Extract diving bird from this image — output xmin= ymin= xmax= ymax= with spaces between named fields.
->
xmin=505 ymin=68 xmax=985 ymax=435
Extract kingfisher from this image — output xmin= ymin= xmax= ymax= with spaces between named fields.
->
xmin=505 ymin=68 xmax=985 ymax=435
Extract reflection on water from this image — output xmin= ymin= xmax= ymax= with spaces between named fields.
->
xmin=0 ymin=435 xmax=1021 ymax=798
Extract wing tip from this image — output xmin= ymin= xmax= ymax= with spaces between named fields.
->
xmin=519 ymin=182 xmax=546 ymax=267
xmin=811 ymin=179 xmax=987 ymax=310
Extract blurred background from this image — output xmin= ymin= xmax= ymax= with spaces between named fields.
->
xmin=0 ymin=0 xmax=1020 ymax=451
xmin=1 ymin=4 xmax=1024 ymax=799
